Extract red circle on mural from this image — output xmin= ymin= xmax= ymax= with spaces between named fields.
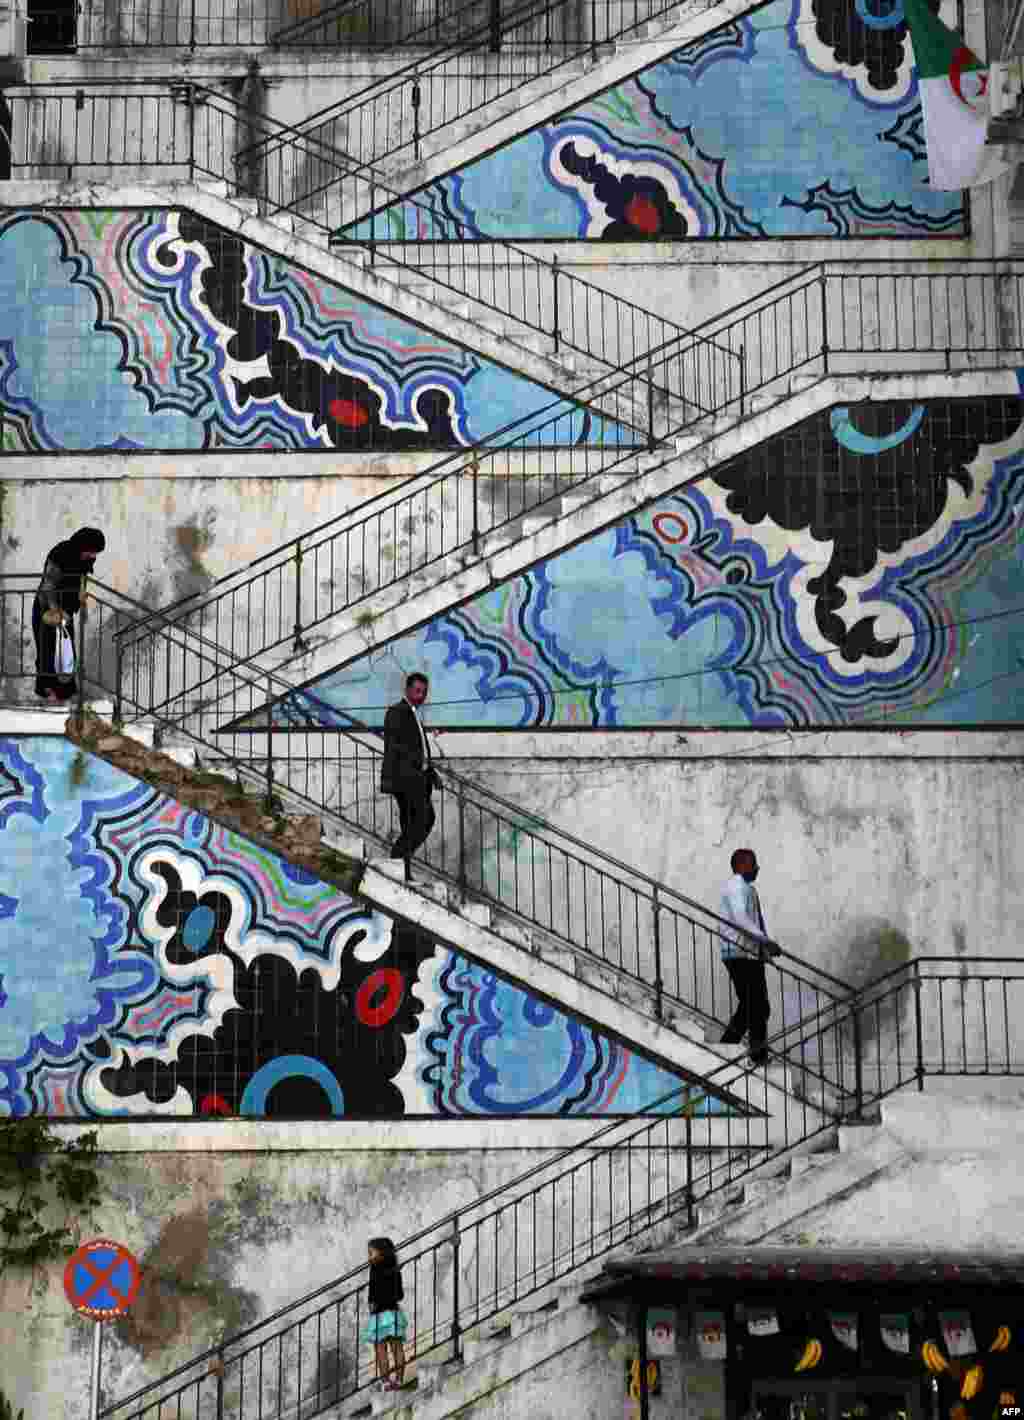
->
xmin=199 ymin=1093 xmax=233 ymax=1117
xmin=355 ymin=968 xmax=405 ymax=1028
xmin=625 ymin=195 xmax=660 ymax=236
xmin=328 ymin=398 xmax=370 ymax=428
xmin=652 ymin=512 xmax=688 ymax=543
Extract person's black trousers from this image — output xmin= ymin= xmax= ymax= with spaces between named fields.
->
xmin=389 ymin=778 xmax=435 ymax=862
xmin=720 ymin=956 xmax=770 ymax=1053
xmin=31 ymin=601 xmax=77 ymax=701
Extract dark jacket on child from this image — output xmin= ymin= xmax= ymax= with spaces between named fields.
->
xmin=368 ymin=1260 xmax=404 ymax=1314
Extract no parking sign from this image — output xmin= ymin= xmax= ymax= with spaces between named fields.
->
xmin=64 ymin=1239 xmax=142 ymax=1420
xmin=64 ymin=1238 xmax=141 ymax=1320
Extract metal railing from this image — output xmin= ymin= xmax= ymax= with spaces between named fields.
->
xmin=235 ymin=0 xmax=722 ymax=228
xmin=25 ymin=0 xmax=595 ymax=52
xmin=93 ymin=955 xmax=1024 ymax=1418
xmin=272 ymin=0 xmax=591 ymax=51
xmin=0 ymin=573 xmax=850 ymax=1055
xmin=104 ymin=260 xmax=1024 ymax=722
xmin=0 ymin=79 xmax=740 ymax=443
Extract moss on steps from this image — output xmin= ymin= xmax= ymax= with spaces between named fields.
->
xmin=65 ymin=709 xmax=364 ymax=896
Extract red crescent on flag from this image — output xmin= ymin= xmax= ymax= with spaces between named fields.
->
xmin=949 ymin=45 xmax=988 ymax=106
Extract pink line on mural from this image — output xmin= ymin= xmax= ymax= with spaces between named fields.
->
xmin=290 ymin=270 xmax=459 ymax=359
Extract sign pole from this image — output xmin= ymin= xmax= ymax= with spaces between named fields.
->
xmin=90 ymin=1318 xmax=103 ymax=1420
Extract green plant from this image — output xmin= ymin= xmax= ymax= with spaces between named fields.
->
xmin=0 ymin=1117 xmax=102 ymax=1276
xmin=68 ymin=749 xmax=89 ymax=790
xmin=0 ymin=1385 xmax=25 ymax=1419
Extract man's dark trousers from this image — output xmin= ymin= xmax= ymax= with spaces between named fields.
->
xmin=389 ymin=775 xmax=435 ymax=861
xmin=720 ymin=957 xmax=770 ymax=1052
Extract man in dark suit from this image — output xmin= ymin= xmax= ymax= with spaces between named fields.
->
xmin=381 ymin=672 xmax=441 ymax=878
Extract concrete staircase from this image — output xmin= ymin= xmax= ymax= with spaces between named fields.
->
xmin=282 ymin=0 xmax=770 ymax=232
xmin=26 ymin=700 xmax=828 ymax=1143
xmin=0 ymin=179 xmax=671 ymax=445
xmin=199 ymin=364 xmax=1002 ymax=702
xmin=314 ymin=1113 xmax=910 ymax=1419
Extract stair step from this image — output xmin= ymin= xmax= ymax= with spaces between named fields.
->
xmin=161 ymin=745 xmax=199 ymax=769
xmin=745 ymin=391 xmax=780 ymax=414
xmin=459 ymin=900 xmax=492 ymax=928
xmin=119 ymin=721 xmax=156 ymax=750
xmin=196 ymin=178 xmax=229 ymax=199
xmin=560 ymin=490 xmax=592 ymax=515
xmin=520 ymin=513 xmax=555 ymax=536
xmin=321 ymin=829 xmax=366 ymax=861
xmin=233 ymin=195 xmax=260 ymax=218
xmin=789 ymin=372 xmax=821 ymax=393
xmin=788 ymin=1151 xmax=839 ymax=1177
xmin=461 ymin=1324 xmax=512 ymax=1364
xmin=490 ymin=915 xmax=536 ymax=952
xmin=332 ymin=243 xmax=371 ymax=269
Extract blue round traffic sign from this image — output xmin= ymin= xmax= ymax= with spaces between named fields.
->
xmin=64 ymin=1238 xmax=141 ymax=1321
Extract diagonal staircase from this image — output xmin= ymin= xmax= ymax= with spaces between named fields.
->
xmin=238 ymin=0 xmax=769 ymax=234
xmin=88 ymin=947 xmax=1022 ymax=1420
xmin=106 ymin=257 xmax=1022 ymax=713
xmin=2 ymin=83 xmax=735 ymax=444
xmin=33 ymin=582 xmax=853 ymax=1120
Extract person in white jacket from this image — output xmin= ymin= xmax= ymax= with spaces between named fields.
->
xmin=718 ymin=848 xmax=781 ymax=1065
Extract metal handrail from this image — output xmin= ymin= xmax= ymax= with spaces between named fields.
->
xmin=0 ymin=77 xmax=740 ymax=387
xmin=213 ymin=84 xmax=745 ymax=378
xmin=95 ymin=955 xmax=1024 ymax=1418
xmin=0 ymin=571 xmax=851 ymax=1034
xmin=106 ymin=258 xmax=1023 ymax=698
xmin=105 ymin=269 xmax=754 ymax=647
xmin=272 ymin=0 xmax=560 ymax=50
xmin=235 ymin=0 xmax=696 ymax=170
xmin=101 ymin=579 xmax=850 ymax=1007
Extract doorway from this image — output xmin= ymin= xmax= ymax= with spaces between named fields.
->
xmin=751 ymin=1378 xmax=923 ymax=1420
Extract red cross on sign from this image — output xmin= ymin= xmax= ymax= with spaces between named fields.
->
xmin=64 ymin=1239 xmax=141 ymax=1321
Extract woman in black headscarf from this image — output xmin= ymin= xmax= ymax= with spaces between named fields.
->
xmin=32 ymin=527 xmax=106 ymax=703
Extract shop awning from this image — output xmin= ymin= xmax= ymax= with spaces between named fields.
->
xmin=580 ymin=1247 xmax=1024 ymax=1302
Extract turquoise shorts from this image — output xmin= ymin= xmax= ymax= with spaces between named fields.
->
xmin=362 ymin=1309 xmax=408 ymax=1343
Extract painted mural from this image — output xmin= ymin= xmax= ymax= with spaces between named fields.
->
xmin=0 ymin=737 xmax=733 ymax=1119
xmin=256 ymin=391 xmax=1024 ymax=729
xmin=0 ymin=210 xmax=621 ymax=456
xmin=351 ymin=0 xmax=966 ymax=242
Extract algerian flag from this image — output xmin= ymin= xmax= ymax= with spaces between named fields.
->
xmin=903 ymin=0 xmax=1012 ymax=190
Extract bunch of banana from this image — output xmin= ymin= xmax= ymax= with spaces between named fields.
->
xmin=923 ymin=1341 xmax=950 ymax=1375
xmin=990 ymin=1325 xmax=1012 ymax=1353
xmin=794 ymin=1338 xmax=823 ymax=1373
xmin=961 ymin=1364 xmax=984 ymax=1401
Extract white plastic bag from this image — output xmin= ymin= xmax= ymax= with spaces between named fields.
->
xmin=56 ymin=624 xmax=76 ymax=678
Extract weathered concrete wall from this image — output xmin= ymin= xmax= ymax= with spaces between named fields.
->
xmin=0 ymin=1125 xmax=693 ymax=1419
xmin=5 ymin=1087 xmax=1023 ymax=1419
xmin=431 ymin=730 xmax=1024 ymax=1004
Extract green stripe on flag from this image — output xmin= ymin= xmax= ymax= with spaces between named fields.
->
xmin=902 ymin=0 xmax=982 ymax=80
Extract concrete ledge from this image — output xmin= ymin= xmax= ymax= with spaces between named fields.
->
xmin=41 ymin=1117 xmax=773 ymax=1153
